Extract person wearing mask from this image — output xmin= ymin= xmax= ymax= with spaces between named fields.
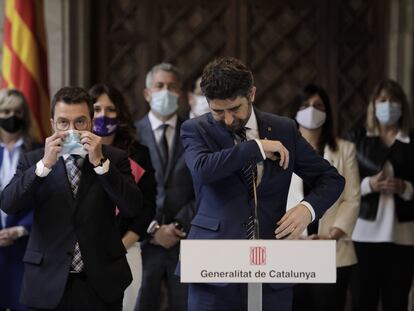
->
xmin=0 ymin=89 xmax=40 ymax=311
xmin=180 ymin=57 xmax=345 ymax=311
xmin=134 ymin=63 xmax=195 ymax=311
xmin=0 ymin=86 xmax=143 ymax=310
xmin=287 ymin=84 xmax=360 ymax=311
xmin=345 ymin=79 xmax=414 ymax=311
xmin=89 ymin=84 xmax=156 ymax=311
xmin=188 ymin=76 xmax=209 ymax=119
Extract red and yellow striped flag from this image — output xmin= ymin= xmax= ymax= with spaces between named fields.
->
xmin=1 ymin=0 xmax=51 ymax=139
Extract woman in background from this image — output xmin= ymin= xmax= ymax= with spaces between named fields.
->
xmin=346 ymin=79 xmax=414 ymax=311
xmin=89 ymin=84 xmax=156 ymax=311
xmin=288 ymin=84 xmax=360 ymax=311
xmin=0 ymin=89 xmax=40 ymax=311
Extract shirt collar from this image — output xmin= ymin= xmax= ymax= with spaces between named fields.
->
xmin=367 ymin=129 xmax=410 ymax=144
xmin=148 ymin=111 xmax=177 ymax=131
xmin=245 ymin=108 xmax=258 ymax=131
xmin=0 ymin=137 xmax=24 ymax=149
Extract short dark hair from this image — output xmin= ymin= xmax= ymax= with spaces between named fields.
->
xmin=51 ymin=86 xmax=93 ymax=119
xmin=290 ymin=84 xmax=338 ymax=152
xmin=200 ymin=57 xmax=254 ymax=101
xmin=88 ymin=83 xmax=136 ymax=152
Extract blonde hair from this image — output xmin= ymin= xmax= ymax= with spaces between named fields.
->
xmin=366 ymin=79 xmax=411 ymax=136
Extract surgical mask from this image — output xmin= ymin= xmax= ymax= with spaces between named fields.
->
xmin=295 ymin=106 xmax=326 ymax=130
xmin=150 ymin=90 xmax=179 ymax=117
xmin=0 ymin=115 xmax=24 ymax=133
xmin=93 ymin=116 xmax=119 ymax=137
xmin=191 ymin=95 xmax=209 ymax=117
xmin=375 ymin=100 xmax=401 ymax=126
xmin=59 ymin=130 xmax=87 ymax=156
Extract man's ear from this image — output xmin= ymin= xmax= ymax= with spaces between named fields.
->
xmin=143 ymin=89 xmax=151 ymax=103
xmin=250 ymin=86 xmax=256 ymax=102
xmin=50 ymin=118 xmax=55 ymax=133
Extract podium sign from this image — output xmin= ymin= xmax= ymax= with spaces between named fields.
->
xmin=180 ymin=240 xmax=336 ymax=283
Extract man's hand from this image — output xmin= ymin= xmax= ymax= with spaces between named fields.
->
xmin=0 ymin=227 xmax=26 ymax=247
xmin=42 ymin=132 xmax=67 ymax=168
xmin=150 ymin=224 xmax=186 ymax=249
xmin=275 ymin=204 xmax=311 ymax=239
xmin=79 ymin=131 xmax=104 ymax=166
xmin=259 ymin=139 xmax=289 ymax=169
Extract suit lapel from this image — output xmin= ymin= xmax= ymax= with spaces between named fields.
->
xmin=141 ymin=116 xmax=165 ymax=180
xmin=51 ymin=157 xmax=75 ymax=206
xmin=73 ymin=157 xmax=95 ymax=209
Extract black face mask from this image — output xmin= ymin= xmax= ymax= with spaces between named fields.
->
xmin=0 ymin=115 xmax=24 ymax=133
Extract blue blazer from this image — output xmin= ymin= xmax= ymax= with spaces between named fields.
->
xmin=181 ymin=109 xmax=345 ymax=242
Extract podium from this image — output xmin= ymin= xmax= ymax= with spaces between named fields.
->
xmin=180 ymin=240 xmax=336 ymax=311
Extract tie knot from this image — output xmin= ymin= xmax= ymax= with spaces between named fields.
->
xmin=235 ymin=127 xmax=248 ymax=142
xmin=159 ymin=124 xmax=169 ymax=133
xmin=66 ymin=155 xmax=82 ymax=167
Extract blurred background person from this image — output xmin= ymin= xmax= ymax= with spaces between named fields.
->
xmin=89 ymin=84 xmax=156 ymax=311
xmin=287 ymin=84 xmax=361 ymax=311
xmin=188 ymin=76 xmax=209 ymax=119
xmin=345 ymin=79 xmax=414 ymax=311
xmin=135 ymin=63 xmax=195 ymax=311
xmin=0 ymin=89 xmax=40 ymax=311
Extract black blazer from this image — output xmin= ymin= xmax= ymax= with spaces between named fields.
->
xmin=346 ymin=127 xmax=414 ymax=221
xmin=0 ymin=145 xmax=143 ymax=309
xmin=135 ymin=115 xmax=195 ymax=232
xmin=117 ymin=141 xmax=156 ymax=239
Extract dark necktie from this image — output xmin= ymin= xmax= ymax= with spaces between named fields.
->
xmin=236 ymin=128 xmax=257 ymax=239
xmin=158 ymin=124 xmax=169 ymax=173
xmin=65 ymin=155 xmax=84 ymax=272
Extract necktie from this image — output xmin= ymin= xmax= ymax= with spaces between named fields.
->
xmin=236 ymin=128 xmax=257 ymax=239
xmin=158 ymin=124 xmax=169 ymax=173
xmin=65 ymin=155 xmax=84 ymax=272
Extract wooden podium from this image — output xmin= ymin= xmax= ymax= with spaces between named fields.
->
xmin=180 ymin=240 xmax=336 ymax=311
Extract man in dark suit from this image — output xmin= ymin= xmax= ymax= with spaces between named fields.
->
xmin=0 ymin=86 xmax=143 ymax=311
xmin=180 ymin=57 xmax=345 ymax=311
xmin=135 ymin=63 xmax=195 ymax=311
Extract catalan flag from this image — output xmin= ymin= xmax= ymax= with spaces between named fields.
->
xmin=1 ymin=0 xmax=50 ymax=139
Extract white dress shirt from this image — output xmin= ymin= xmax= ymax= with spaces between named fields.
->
xmin=148 ymin=111 xmax=177 ymax=152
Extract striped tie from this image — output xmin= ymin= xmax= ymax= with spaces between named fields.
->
xmin=236 ymin=128 xmax=257 ymax=239
xmin=65 ymin=155 xmax=84 ymax=272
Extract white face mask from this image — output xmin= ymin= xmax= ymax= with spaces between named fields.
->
xmin=191 ymin=95 xmax=209 ymax=117
xmin=295 ymin=106 xmax=326 ymax=130
xmin=150 ymin=90 xmax=179 ymax=117
xmin=375 ymin=100 xmax=401 ymax=126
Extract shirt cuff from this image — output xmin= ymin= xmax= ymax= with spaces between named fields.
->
xmin=93 ymin=158 xmax=110 ymax=175
xmin=253 ymin=139 xmax=266 ymax=160
xmin=400 ymin=181 xmax=414 ymax=201
xmin=300 ymin=201 xmax=315 ymax=221
xmin=361 ymin=177 xmax=373 ymax=196
xmin=15 ymin=226 xmax=29 ymax=238
xmin=35 ymin=160 xmax=52 ymax=177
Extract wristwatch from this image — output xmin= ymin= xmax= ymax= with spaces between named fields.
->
xmin=147 ymin=220 xmax=160 ymax=235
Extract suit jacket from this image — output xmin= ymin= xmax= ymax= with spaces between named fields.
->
xmin=288 ymin=139 xmax=361 ymax=267
xmin=0 ymin=141 xmax=40 ymax=310
xmin=180 ymin=110 xmax=345 ymax=289
xmin=135 ymin=115 xmax=195 ymax=233
xmin=0 ymin=145 xmax=143 ymax=309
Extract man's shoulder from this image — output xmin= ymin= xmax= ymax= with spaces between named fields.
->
xmin=135 ymin=115 xmax=150 ymax=130
xmin=255 ymin=109 xmax=295 ymax=127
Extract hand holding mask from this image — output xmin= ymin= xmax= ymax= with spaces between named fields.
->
xmin=59 ymin=130 xmax=88 ymax=157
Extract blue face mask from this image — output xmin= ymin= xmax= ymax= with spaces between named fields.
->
xmin=93 ymin=116 xmax=119 ymax=137
xmin=150 ymin=90 xmax=179 ymax=117
xmin=375 ymin=100 xmax=402 ymax=126
xmin=59 ymin=130 xmax=87 ymax=156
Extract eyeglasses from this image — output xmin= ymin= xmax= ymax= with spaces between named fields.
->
xmin=54 ymin=117 xmax=89 ymax=131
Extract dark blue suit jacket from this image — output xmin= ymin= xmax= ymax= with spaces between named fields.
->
xmin=180 ymin=110 xmax=345 ymax=289
xmin=0 ymin=145 xmax=143 ymax=309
